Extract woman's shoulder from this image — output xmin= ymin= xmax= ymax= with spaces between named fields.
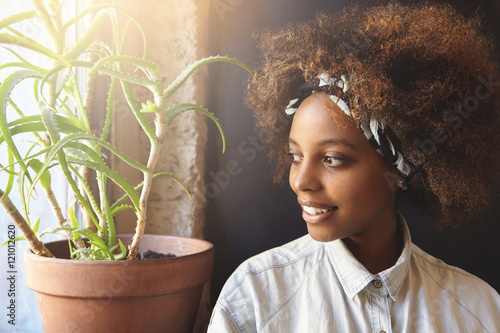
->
xmin=212 ymin=235 xmax=332 ymax=331
xmin=236 ymin=234 xmax=325 ymax=273
xmin=408 ymin=242 xmax=499 ymax=325
xmin=218 ymin=235 xmax=327 ymax=298
xmin=410 ymin=243 xmax=497 ymax=290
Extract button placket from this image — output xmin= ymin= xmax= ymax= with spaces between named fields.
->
xmin=373 ymin=280 xmax=383 ymax=288
xmin=367 ymin=278 xmax=391 ymax=333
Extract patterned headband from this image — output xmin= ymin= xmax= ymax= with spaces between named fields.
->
xmin=285 ymin=73 xmax=413 ymax=178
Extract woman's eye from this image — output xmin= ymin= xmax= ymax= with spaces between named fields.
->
xmin=287 ymin=153 xmax=301 ymax=163
xmin=323 ymin=155 xmax=344 ymax=167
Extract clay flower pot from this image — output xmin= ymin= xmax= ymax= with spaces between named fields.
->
xmin=24 ymin=234 xmax=214 ymax=333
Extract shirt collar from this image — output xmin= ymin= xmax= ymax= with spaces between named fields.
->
xmin=325 ymin=212 xmax=412 ymax=301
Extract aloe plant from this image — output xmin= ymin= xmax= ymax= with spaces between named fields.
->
xmin=0 ymin=0 xmax=252 ymax=260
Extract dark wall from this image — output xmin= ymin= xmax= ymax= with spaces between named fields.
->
xmin=206 ymin=0 xmax=500 ymax=303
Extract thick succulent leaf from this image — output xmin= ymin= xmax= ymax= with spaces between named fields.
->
xmin=32 ymin=217 xmax=40 ymax=232
xmin=164 ymin=103 xmax=226 ymax=153
xmin=38 ymin=66 xmax=86 ymax=126
xmin=3 ymin=114 xmax=86 ymax=142
xmin=113 ymin=240 xmax=127 ymax=260
xmin=1 ymin=235 xmax=26 ymax=247
xmin=0 ymin=70 xmax=41 ymax=179
xmin=67 ymin=164 xmax=104 ymax=232
xmin=111 ymin=204 xmax=134 ymax=217
xmin=0 ymin=34 xmax=71 ymax=68
xmin=67 ymin=156 xmax=140 ymax=211
xmin=39 ymin=101 xmax=61 ymax=142
xmin=71 ymin=248 xmax=94 ymax=259
xmin=110 ymin=172 xmax=191 ymax=210
xmin=99 ymin=66 xmax=157 ymax=92
xmin=101 ymin=77 xmax=116 ymax=141
xmin=27 ymin=159 xmax=51 ymax=190
xmin=61 ymin=3 xmax=147 ymax=59
xmin=120 ymin=80 xmax=155 ymax=140
xmin=25 ymin=133 xmax=101 ymax=229
xmin=32 ymin=0 xmax=62 ymax=53
xmin=1 ymin=147 xmax=15 ymax=198
xmin=0 ymin=11 xmax=37 ymax=30
xmin=89 ymin=55 xmax=159 ymax=80
xmin=163 ymin=55 xmax=254 ymax=99
xmin=63 ymin=9 xmax=109 ymax=60
xmin=61 ymin=134 xmax=150 ymax=173
xmin=39 ymin=226 xmax=75 ymax=237
xmin=91 ymin=248 xmax=112 ymax=260
xmin=28 ymin=133 xmax=142 ymax=212
xmin=72 ymin=228 xmax=106 ymax=250
xmin=0 ymin=46 xmax=47 ymax=73
xmin=0 ymin=148 xmax=51 ymax=174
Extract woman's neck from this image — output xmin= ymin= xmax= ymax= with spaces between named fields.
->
xmin=343 ymin=217 xmax=403 ymax=274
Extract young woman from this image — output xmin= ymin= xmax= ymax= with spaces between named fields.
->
xmin=208 ymin=3 xmax=500 ymax=332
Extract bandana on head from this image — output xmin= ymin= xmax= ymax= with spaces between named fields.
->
xmin=285 ymin=73 xmax=413 ymax=178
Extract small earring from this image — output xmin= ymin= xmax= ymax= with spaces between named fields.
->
xmin=396 ymin=179 xmax=407 ymax=190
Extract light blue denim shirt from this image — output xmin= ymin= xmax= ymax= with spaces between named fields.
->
xmin=208 ymin=216 xmax=500 ymax=332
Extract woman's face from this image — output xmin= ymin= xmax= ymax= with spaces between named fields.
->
xmin=288 ymin=93 xmax=399 ymax=243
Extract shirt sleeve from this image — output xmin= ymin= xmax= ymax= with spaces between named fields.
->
xmin=207 ymin=302 xmax=241 ymax=333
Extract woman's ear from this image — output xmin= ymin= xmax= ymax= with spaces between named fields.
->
xmin=383 ymin=168 xmax=406 ymax=192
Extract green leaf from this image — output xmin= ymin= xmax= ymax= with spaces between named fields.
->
xmin=113 ymin=240 xmax=126 ymax=260
xmin=98 ymin=66 xmax=157 ymax=92
xmin=31 ymin=218 xmax=40 ymax=232
xmin=111 ymin=204 xmax=134 ymax=217
xmin=32 ymin=0 xmax=63 ymax=53
xmin=0 ymin=147 xmax=51 ymax=173
xmin=89 ymin=55 xmax=159 ymax=79
xmin=68 ymin=207 xmax=79 ymax=229
xmin=164 ymin=103 xmax=226 ymax=153
xmin=39 ymin=226 xmax=75 ymax=237
xmin=5 ymin=114 xmax=86 ymax=138
xmin=60 ymin=3 xmax=147 ymax=60
xmin=64 ymin=134 xmax=150 ymax=173
xmin=1 ymin=236 xmax=26 ymax=247
xmin=120 ymin=80 xmax=155 ymax=141
xmin=27 ymin=159 xmax=51 ymax=190
xmin=66 ymin=164 xmax=104 ymax=232
xmin=0 ymin=46 xmax=47 ymax=74
xmin=0 ymin=33 xmax=71 ymax=68
xmin=1 ymin=147 xmax=15 ymax=198
xmin=110 ymin=172 xmax=191 ymax=210
xmin=0 ymin=11 xmax=37 ymax=31
xmin=70 ymin=248 xmax=94 ymax=259
xmin=101 ymin=77 xmax=116 ymax=142
xmin=91 ymin=248 xmax=112 ymax=260
xmin=62 ymin=9 xmax=109 ymax=60
xmin=163 ymin=55 xmax=254 ymax=99
xmin=67 ymin=156 xmax=141 ymax=211
xmin=0 ymin=70 xmax=42 ymax=180
xmin=72 ymin=228 xmax=106 ymax=249
xmin=140 ymin=100 xmax=157 ymax=113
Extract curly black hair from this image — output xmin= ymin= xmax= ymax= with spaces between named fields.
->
xmin=247 ymin=2 xmax=500 ymax=227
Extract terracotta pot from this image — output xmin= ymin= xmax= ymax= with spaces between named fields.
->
xmin=24 ymin=234 xmax=214 ymax=333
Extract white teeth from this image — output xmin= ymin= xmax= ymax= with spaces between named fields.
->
xmin=303 ymin=206 xmax=332 ymax=215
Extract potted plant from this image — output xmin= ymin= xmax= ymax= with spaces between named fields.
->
xmin=0 ymin=0 xmax=252 ymax=332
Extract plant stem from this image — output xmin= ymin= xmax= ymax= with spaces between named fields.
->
xmin=44 ymin=185 xmax=86 ymax=250
xmin=126 ymin=90 xmax=166 ymax=260
xmin=80 ymin=166 xmax=97 ymax=233
xmin=0 ymin=189 xmax=53 ymax=257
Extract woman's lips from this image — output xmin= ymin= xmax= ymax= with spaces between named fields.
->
xmin=300 ymin=202 xmax=338 ymax=224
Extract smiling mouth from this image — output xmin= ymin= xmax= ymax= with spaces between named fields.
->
xmin=302 ymin=205 xmax=336 ymax=216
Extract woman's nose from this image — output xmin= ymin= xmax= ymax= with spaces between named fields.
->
xmin=290 ymin=159 xmax=322 ymax=193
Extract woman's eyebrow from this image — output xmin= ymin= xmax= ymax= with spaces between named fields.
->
xmin=288 ymin=137 xmax=358 ymax=151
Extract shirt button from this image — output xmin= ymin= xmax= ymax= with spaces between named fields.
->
xmin=373 ymin=280 xmax=383 ymax=288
